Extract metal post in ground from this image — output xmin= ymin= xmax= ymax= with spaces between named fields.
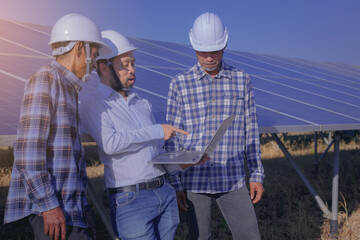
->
xmin=314 ymin=131 xmax=318 ymax=165
xmin=330 ymin=132 xmax=340 ymax=239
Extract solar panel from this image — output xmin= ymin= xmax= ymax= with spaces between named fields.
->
xmin=0 ymin=19 xmax=357 ymax=236
xmin=0 ymin=19 xmax=359 ymax=146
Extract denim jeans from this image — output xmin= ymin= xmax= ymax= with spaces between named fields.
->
xmin=186 ymin=186 xmax=261 ymax=240
xmin=109 ymin=182 xmax=179 ymax=240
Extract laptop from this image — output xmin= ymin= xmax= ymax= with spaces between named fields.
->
xmin=151 ymin=115 xmax=236 ymax=164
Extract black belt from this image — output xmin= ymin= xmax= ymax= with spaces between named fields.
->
xmin=108 ymin=175 xmax=165 ymax=194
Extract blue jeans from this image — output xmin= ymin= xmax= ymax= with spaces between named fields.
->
xmin=109 ymin=182 xmax=179 ymax=240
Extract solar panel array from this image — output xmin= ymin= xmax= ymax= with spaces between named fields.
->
xmin=1 ymin=19 xmax=360 ymax=142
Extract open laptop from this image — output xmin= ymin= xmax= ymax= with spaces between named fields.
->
xmin=151 ymin=115 xmax=236 ymax=164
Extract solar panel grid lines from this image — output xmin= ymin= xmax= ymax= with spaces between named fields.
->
xmin=136 ymin=65 xmax=174 ymax=78
xmin=132 ymin=39 xmax=360 ymax=131
xmin=135 ymin=52 xmax=191 ymax=71
xmin=133 ymin=68 xmax=337 ymax=132
xmin=0 ymin=56 xmax=50 ymax=80
xmin=137 ymin=49 xmax=191 ymax=68
xmin=256 ymin=104 xmax=318 ymax=125
xmin=0 ymin=21 xmax=51 ymax=56
xmin=132 ymin=40 xmax=197 ymax=71
xmin=255 ymin=52 xmax=360 ymax=79
xmin=256 ymin=104 xmax=319 ymax=134
xmin=0 ymin=69 xmax=27 ymax=83
xmin=0 ymin=20 xmax=359 ymax=141
xmin=0 ymin=36 xmax=52 ymax=57
xmin=263 ymin=55 xmax=360 ymax=88
xmin=5 ymin=19 xmax=51 ymax=37
xmin=225 ymin=56 xmax=360 ymax=100
xmin=290 ymin=57 xmax=360 ymax=79
xmin=0 ymin=53 xmax=51 ymax=59
xmin=254 ymin=87 xmax=360 ymax=122
xmin=0 ymin=71 xmax=26 ymax=134
xmin=133 ymin=86 xmax=167 ymax=100
xmin=253 ymin=75 xmax=360 ymax=109
xmin=129 ymin=37 xmax=196 ymax=59
xmin=227 ymin=50 xmax=360 ymax=86
xmin=137 ymin=65 xmax=186 ymax=71
xmin=283 ymin=56 xmax=360 ymax=85
xmin=225 ymin=52 xmax=360 ymax=92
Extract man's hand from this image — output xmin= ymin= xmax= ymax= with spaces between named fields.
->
xmin=179 ymin=154 xmax=210 ymax=169
xmin=176 ymin=191 xmax=188 ymax=212
xmin=161 ymin=124 xmax=189 ymax=140
xmin=250 ymin=182 xmax=264 ymax=204
xmin=43 ymin=207 xmax=66 ymax=240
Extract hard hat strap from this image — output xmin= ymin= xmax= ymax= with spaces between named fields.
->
xmin=108 ymin=64 xmax=124 ymax=92
xmin=201 ymin=64 xmax=218 ymax=72
xmin=52 ymin=41 xmax=77 ymax=56
xmin=81 ymin=42 xmax=92 ymax=82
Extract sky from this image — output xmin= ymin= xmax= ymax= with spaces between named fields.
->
xmin=1 ymin=0 xmax=360 ymax=65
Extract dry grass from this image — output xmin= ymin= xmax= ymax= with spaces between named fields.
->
xmin=0 ymin=132 xmax=359 ymax=239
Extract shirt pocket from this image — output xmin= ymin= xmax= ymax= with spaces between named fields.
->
xmin=115 ymin=191 xmax=137 ymax=208
xmin=221 ymin=92 xmax=244 ymax=116
xmin=182 ymin=96 xmax=209 ymax=120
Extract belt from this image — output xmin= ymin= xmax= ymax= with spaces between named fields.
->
xmin=108 ymin=175 xmax=165 ymax=194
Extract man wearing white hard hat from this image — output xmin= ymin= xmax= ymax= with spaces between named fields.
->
xmin=4 ymin=13 xmax=111 ymax=240
xmin=79 ymin=30 xmax=207 ymax=240
xmin=165 ymin=12 xmax=265 ymax=239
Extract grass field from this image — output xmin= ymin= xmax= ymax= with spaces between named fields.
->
xmin=0 ymin=132 xmax=359 ymax=239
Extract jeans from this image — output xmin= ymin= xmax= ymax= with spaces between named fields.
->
xmin=186 ymin=186 xmax=261 ymax=240
xmin=109 ymin=182 xmax=179 ymax=240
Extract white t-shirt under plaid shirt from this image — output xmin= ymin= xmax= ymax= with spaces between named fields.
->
xmin=165 ymin=61 xmax=265 ymax=194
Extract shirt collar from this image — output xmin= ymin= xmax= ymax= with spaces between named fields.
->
xmin=51 ymin=61 xmax=83 ymax=92
xmin=194 ymin=61 xmax=232 ymax=81
xmin=97 ymin=83 xmax=139 ymax=101
xmin=97 ymin=82 xmax=114 ymax=98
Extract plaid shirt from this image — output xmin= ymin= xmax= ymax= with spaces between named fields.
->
xmin=4 ymin=61 xmax=88 ymax=228
xmin=165 ymin=61 xmax=264 ymax=193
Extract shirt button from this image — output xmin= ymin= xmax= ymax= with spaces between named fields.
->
xmin=212 ymin=115 xmax=215 ymax=119
xmin=212 ymin=98 xmax=215 ymax=102
xmin=212 ymin=130 xmax=215 ymax=134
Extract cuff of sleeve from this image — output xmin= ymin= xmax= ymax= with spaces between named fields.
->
xmin=171 ymin=180 xmax=184 ymax=192
xmin=153 ymin=124 xmax=165 ymax=139
xmin=168 ymin=174 xmax=184 ymax=192
xmin=174 ymin=184 xmax=184 ymax=192
xmin=249 ymin=174 xmax=264 ymax=184
xmin=35 ymin=194 xmax=60 ymax=213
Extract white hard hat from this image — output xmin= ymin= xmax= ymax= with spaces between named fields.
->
xmin=49 ymin=13 xmax=111 ymax=56
xmin=189 ymin=12 xmax=229 ymax=52
xmin=97 ymin=30 xmax=137 ymax=61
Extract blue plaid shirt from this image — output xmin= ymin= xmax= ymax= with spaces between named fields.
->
xmin=165 ymin=61 xmax=264 ymax=193
xmin=4 ymin=61 xmax=88 ymax=228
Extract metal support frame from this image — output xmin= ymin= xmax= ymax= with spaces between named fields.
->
xmin=314 ymin=134 xmax=335 ymax=165
xmin=271 ymin=132 xmax=341 ymax=238
xmin=330 ymin=132 xmax=340 ymax=238
xmin=314 ymin=131 xmax=318 ymax=164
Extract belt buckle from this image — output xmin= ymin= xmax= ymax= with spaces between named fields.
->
xmin=146 ymin=177 xmax=161 ymax=190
